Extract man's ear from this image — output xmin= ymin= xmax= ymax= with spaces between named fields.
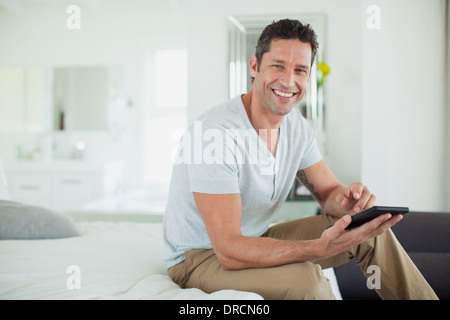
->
xmin=249 ymin=55 xmax=258 ymax=78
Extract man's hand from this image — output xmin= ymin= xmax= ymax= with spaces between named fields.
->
xmin=296 ymin=162 xmax=377 ymax=218
xmin=317 ymin=212 xmax=403 ymax=258
xmin=334 ymin=182 xmax=376 ymax=215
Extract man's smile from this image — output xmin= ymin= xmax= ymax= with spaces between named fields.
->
xmin=271 ymin=88 xmax=300 ymax=102
xmin=273 ymin=89 xmax=295 ymax=98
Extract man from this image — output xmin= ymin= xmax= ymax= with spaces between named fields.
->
xmin=162 ymin=19 xmax=437 ymax=300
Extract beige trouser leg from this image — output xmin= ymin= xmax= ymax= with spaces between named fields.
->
xmin=168 ymin=214 xmax=438 ymax=300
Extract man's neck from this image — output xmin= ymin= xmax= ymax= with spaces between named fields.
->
xmin=241 ymin=89 xmax=282 ymax=157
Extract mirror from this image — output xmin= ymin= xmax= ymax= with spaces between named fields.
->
xmin=0 ymin=65 xmax=125 ymax=134
xmin=54 ymin=66 xmax=107 ymax=131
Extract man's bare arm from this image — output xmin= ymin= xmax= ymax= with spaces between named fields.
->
xmin=296 ymin=160 xmax=376 ymax=218
xmin=193 ymin=192 xmax=322 ymax=270
xmin=193 ymin=188 xmax=399 ymax=270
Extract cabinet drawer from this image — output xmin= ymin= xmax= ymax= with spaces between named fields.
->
xmin=10 ymin=174 xmax=52 ymax=208
xmin=52 ymin=175 xmax=95 ymax=210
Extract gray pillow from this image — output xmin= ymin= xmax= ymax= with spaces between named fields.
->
xmin=0 ymin=200 xmax=80 ymax=240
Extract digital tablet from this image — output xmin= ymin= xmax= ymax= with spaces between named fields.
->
xmin=345 ymin=206 xmax=409 ymax=230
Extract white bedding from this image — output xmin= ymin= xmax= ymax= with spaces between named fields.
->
xmin=0 ymin=221 xmax=341 ymax=300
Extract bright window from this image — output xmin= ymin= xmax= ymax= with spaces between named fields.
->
xmin=143 ymin=48 xmax=188 ymax=188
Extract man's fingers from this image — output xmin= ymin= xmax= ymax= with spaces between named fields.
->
xmin=327 ymin=215 xmax=352 ymax=237
xmin=373 ymin=213 xmax=403 ymax=234
xmin=336 ymin=183 xmax=376 ymax=214
xmin=357 ymin=213 xmax=403 ymax=239
xmin=345 ymin=187 xmax=351 ymax=198
xmin=335 ymin=193 xmax=346 ymax=206
xmin=339 ymin=215 xmax=352 ymax=228
xmin=347 ymin=183 xmax=364 ymax=200
xmin=335 ymin=192 xmax=354 ymax=210
xmin=364 ymin=213 xmax=391 ymax=228
xmin=353 ymin=187 xmax=375 ymax=213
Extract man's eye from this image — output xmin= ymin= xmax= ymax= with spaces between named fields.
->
xmin=273 ymin=65 xmax=282 ymax=69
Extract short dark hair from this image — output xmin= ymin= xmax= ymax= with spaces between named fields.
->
xmin=254 ymin=19 xmax=319 ymax=72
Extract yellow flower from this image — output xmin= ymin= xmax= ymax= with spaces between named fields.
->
xmin=317 ymin=62 xmax=330 ymax=87
xmin=318 ymin=62 xmax=330 ymax=76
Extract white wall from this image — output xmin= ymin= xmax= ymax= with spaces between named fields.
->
xmin=447 ymin=0 xmax=450 ymax=211
xmin=0 ymin=0 xmax=447 ymax=211
xmin=0 ymin=0 xmax=363 ymax=186
xmin=360 ymin=0 xmax=447 ymax=211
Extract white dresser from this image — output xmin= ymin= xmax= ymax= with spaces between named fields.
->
xmin=4 ymin=161 xmax=123 ymax=211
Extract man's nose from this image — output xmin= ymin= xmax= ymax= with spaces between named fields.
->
xmin=279 ymin=70 xmax=296 ymax=88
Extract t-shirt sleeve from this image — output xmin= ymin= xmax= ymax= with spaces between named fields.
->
xmin=298 ymin=123 xmax=323 ymax=171
xmin=188 ymin=162 xmax=240 ymax=194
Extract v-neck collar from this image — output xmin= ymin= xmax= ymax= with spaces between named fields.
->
xmin=237 ymin=96 xmax=285 ymax=162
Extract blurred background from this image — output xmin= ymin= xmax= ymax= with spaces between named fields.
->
xmin=0 ymin=0 xmax=448 ymax=219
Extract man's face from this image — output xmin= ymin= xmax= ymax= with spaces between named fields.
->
xmin=250 ymin=38 xmax=312 ymax=116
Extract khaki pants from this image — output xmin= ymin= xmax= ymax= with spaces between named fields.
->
xmin=168 ymin=214 xmax=438 ymax=300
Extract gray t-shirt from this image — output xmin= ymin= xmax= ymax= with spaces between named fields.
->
xmin=162 ymin=95 xmax=322 ymax=268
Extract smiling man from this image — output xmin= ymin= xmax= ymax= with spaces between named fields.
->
xmin=162 ymin=19 xmax=437 ymax=300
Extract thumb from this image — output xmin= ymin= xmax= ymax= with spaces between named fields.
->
xmin=340 ymin=215 xmax=352 ymax=228
xmin=328 ymin=215 xmax=352 ymax=235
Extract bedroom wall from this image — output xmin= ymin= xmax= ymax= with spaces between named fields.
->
xmin=360 ymin=0 xmax=447 ymax=211
xmin=0 ymin=0 xmax=363 ymax=195
xmin=447 ymin=0 xmax=450 ymax=212
xmin=445 ymin=0 xmax=450 ymax=212
xmin=0 ymin=0 xmax=447 ymax=212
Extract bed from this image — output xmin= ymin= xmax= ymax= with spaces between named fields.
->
xmin=0 ymin=162 xmax=342 ymax=300
xmin=0 ymin=219 xmax=265 ymax=300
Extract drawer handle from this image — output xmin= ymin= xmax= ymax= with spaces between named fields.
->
xmin=61 ymin=179 xmax=82 ymax=184
xmin=19 ymin=185 xmax=41 ymax=191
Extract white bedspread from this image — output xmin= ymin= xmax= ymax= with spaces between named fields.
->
xmin=0 ymin=221 xmax=341 ymax=300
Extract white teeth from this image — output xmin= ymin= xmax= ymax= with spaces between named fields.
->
xmin=274 ymin=89 xmax=294 ymax=98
